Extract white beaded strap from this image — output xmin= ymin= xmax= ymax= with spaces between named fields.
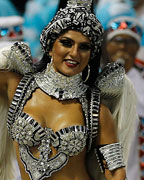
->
xmin=99 ymin=143 xmax=125 ymax=171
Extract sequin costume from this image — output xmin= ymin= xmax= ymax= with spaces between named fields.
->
xmin=7 ymin=61 xmax=123 ymax=180
xmin=5 ymin=43 xmax=125 ymax=180
xmin=7 ymin=64 xmax=94 ymax=180
xmin=0 ymin=41 xmax=136 ymax=180
xmin=0 ymin=1 xmax=138 ymax=180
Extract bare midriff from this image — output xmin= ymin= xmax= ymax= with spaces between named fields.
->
xmin=14 ymin=142 xmax=91 ymax=180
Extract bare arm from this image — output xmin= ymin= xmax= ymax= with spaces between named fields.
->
xmin=0 ymin=71 xmax=10 ymax=99
xmin=97 ymin=104 xmax=126 ymax=180
xmin=0 ymin=71 xmax=22 ymax=103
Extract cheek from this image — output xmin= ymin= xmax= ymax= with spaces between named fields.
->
xmin=53 ymin=46 xmax=65 ymax=57
xmin=106 ymin=43 xmax=117 ymax=55
xmin=52 ymin=48 xmax=67 ymax=65
xmin=127 ymin=46 xmax=139 ymax=57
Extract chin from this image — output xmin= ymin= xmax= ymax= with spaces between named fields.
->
xmin=61 ymin=70 xmax=79 ymax=77
xmin=63 ymin=72 xmax=77 ymax=77
xmin=59 ymin=67 xmax=80 ymax=77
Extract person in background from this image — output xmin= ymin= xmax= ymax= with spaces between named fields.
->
xmin=124 ymin=0 xmax=144 ymax=72
xmin=95 ymin=2 xmax=143 ymax=179
xmin=103 ymin=16 xmax=142 ymax=73
xmin=95 ymin=1 xmax=136 ymax=31
xmin=104 ymin=14 xmax=144 ymax=180
xmin=0 ymin=16 xmax=23 ymax=45
xmin=104 ymin=15 xmax=144 ymax=122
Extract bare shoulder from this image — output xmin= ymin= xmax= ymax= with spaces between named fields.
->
xmin=0 ymin=71 xmax=22 ymax=101
xmin=0 ymin=70 xmax=22 ymax=85
xmin=7 ymin=71 xmax=22 ymax=83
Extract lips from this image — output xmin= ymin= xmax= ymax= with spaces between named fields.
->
xmin=64 ymin=59 xmax=79 ymax=67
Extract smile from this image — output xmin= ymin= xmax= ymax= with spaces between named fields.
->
xmin=64 ymin=59 xmax=79 ymax=67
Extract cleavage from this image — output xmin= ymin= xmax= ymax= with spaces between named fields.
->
xmin=23 ymin=89 xmax=85 ymax=132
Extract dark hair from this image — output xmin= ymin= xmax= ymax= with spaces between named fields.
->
xmin=33 ymin=53 xmax=51 ymax=72
xmin=82 ymin=49 xmax=101 ymax=87
xmin=100 ymin=30 xmax=110 ymax=69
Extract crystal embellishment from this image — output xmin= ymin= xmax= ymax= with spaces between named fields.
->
xmin=95 ymin=63 xmax=125 ymax=98
xmin=4 ymin=41 xmax=34 ymax=75
xmin=99 ymin=143 xmax=125 ymax=171
xmin=20 ymin=145 xmax=68 ymax=180
xmin=51 ymin=126 xmax=87 ymax=156
xmin=10 ymin=112 xmax=45 ymax=147
xmin=67 ymin=0 xmax=92 ymax=10
xmin=19 ymin=125 xmax=87 ymax=180
xmin=34 ymin=63 xmax=88 ymax=100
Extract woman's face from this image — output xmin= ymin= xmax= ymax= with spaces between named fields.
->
xmin=49 ymin=30 xmax=91 ymax=76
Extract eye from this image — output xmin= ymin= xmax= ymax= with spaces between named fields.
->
xmin=59 ymin=39 xmax=72 ymax=47
xmin=79 ymin=43 xmax=91 ymax=51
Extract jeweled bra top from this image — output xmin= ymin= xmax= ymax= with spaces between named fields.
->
xmin=7 ymin=65 xmax=100 ymax=180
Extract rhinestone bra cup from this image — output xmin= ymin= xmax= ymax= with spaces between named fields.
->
xmin=11 ymin=112 xmax=87 ymax=180
xmin=11 ymin=111 xmax=87 ymax=155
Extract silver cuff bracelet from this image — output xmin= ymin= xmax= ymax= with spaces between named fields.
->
xmin=99 ymin=143 xmax=125 ymax=171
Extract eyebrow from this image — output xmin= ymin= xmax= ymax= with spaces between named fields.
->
xmin=60 ymin=36 xmax=91 ymax=45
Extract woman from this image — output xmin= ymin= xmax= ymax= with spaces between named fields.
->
xmin=0 ymin=0 xmax=136 ymax=180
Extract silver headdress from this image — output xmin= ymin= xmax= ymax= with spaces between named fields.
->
xmin=40 ymin=0 xmax=104 ymax=59
xmin=67 ymin=0 xmax=92 ymax=10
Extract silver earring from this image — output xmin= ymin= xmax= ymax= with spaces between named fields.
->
xmin=49 ymin=56 xmax=53 ymax=64
xmin=84 ymin=64 xmax=90 ymax=82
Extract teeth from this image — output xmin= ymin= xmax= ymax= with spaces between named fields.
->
xmin=66 ymin=60 xmax=78 ymax=65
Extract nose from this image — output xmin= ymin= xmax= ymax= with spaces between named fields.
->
xmin=118 ymin=42 xmax=127 ymax=49
xmin=69 ymin=45 xmax=79 ymax=58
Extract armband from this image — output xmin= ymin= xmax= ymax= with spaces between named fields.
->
xmin=95 ymin=143 xmax=125 ymax=172
xmin=0 ymin=42 xmax=34 ymax=75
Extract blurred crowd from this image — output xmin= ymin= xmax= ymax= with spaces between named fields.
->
xmin=0 ymin=0 xmax=144 ymax=180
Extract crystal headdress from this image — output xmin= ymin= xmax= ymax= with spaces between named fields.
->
xmin=67 ymin=0 xmax=92 ymax=10
xmin=40 ymin=0 xmax=104 ymax=59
